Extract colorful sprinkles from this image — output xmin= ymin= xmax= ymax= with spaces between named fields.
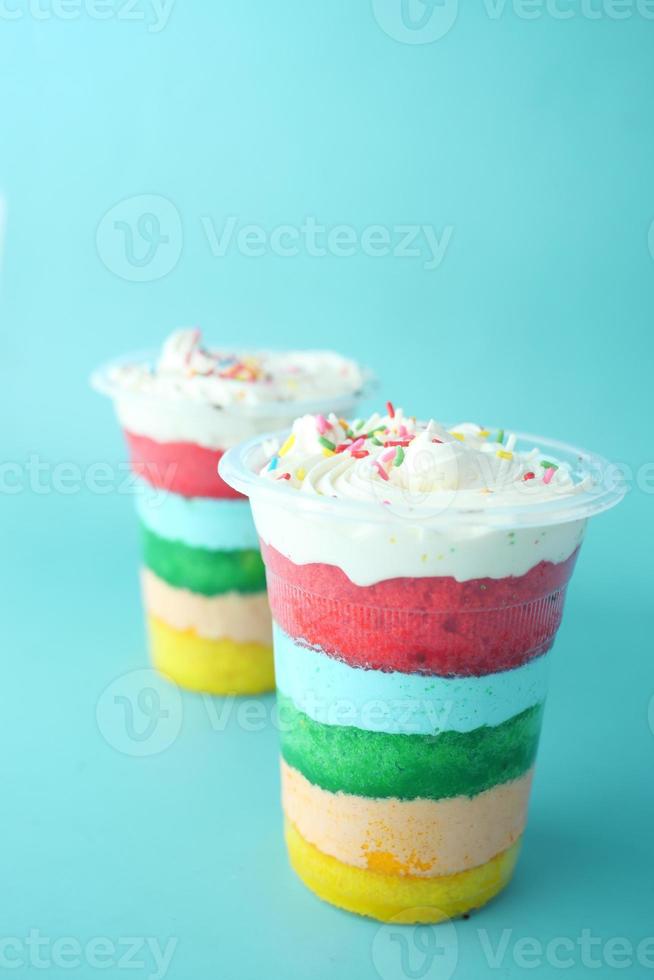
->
xmin=279 ymin=433 xmax=296 ymax=457
xmin=266 ymin=407 xmax=571 ymax=499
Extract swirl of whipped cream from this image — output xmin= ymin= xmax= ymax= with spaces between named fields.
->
xmin=261 ymin=407 xmax=590 ymax=514
xmin=107 ymin=328 xmax=364 ymax=408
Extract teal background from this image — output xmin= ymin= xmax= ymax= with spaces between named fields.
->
xmin=1 ymin=2 xmax=653 ymax=978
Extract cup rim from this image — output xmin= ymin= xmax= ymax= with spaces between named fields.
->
xmin=90 ymin=349 xmax=375 ymax=419
xmin=219 ymin=426 xmax=626 ymax=529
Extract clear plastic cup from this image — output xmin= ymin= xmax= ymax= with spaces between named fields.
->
xmin=91 ymin=352 xmax=368 ymax=695
xmin=220 ymin=429 xmax=624 ymax=920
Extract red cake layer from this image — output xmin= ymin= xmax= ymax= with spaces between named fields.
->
xmin=124 ymin=430 xmax=242 ymax=499
xmin=262 ymin=542 xmax=579 ymax=676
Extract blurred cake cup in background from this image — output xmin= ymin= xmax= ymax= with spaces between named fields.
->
xmin=92 ymin=328 xmax=366 ymax=695
xmin=220 ymin=407 xmax=624 ymax=920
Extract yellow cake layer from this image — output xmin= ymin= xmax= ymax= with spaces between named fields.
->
xmin=285 ymin=818 xmax=520 ymax=923
xmin=148 ymin=615 xmax=275 ymax=695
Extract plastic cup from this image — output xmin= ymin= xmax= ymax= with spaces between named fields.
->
xmin=92 ymin=352 xmax=366 ymax=695
xmin=220 ymin=428 xmax=624 ymax=920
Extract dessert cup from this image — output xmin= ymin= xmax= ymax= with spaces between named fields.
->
xmin=92 ymin=333 xmax=365 ymax=695
xmin=220 ymin=417 xmax=623 ymax=920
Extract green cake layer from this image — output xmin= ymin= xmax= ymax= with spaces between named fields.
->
xmin=277 ymin=693 xmax=543 ymax=801
xmin=140 ymin=524 xmax=266 ymax=596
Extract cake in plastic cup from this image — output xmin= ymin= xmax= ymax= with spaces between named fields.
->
xmin=219 ymin=407 xmax=624 ymax=920
xmin=91 ymin=328 xmax=366 ymax=695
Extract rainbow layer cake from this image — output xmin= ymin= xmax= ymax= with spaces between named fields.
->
xmin=99 ymin=328 xmax=364 ymax=694
xmin=238 ymin=406 xmax=589 ymax=919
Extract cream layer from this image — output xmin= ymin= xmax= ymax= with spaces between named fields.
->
xmin=141 ymin=569 xmax=272 ymax=644
xmin=281 ymin=759 xmax=532 ymax=878
xmin=254 ymin=502 xmax=585 ymax=584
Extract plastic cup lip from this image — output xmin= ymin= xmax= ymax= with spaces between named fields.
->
xmin=219 ymin=425 xmax=627 ymax=530
xmin=90 ymin=349 xmax=375 ymax=419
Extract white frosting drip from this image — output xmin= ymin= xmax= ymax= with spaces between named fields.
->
xmin=253 ymin=499 xmax=585 ymax=584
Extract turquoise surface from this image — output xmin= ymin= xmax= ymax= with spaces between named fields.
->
xmin=1 ymin=3 xmax=653 ymax=978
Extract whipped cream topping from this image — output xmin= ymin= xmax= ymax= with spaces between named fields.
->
xmin=220 ymin=405 xmax=620 ymax=583
xmin=249 ymin=405 xmax=589 ymax=583
xmin=259 ymin=406 xmax=592 ymax=514
xmin=107 ymin=328 xmax=364 ymax=409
